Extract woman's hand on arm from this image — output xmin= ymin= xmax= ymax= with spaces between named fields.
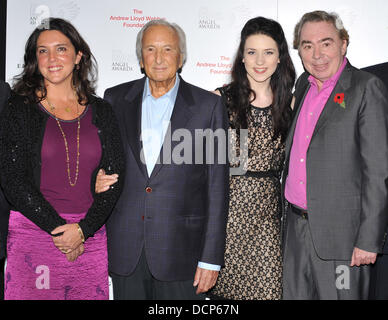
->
xmin=51 ymin=223 xmax=83 ymax=253
xmin=65 ymin=243 xmax=85 ymax=262
xmin=95 ymin=169 xmax=119 ymax=194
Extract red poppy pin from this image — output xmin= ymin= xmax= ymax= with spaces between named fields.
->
xmin=334 ymin=93 xmax=346 ymax=108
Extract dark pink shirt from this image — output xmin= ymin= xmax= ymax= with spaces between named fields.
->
xmin=40 ymin=106 xmax=102 ymax=213
xmin=285 ymin=58 xmax=347 ymax=209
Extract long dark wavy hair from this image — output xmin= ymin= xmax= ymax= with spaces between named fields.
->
xmin=225 ymin=17 xmax=295 ymax=141
xmin=13 ymin=17 xmax=97 ymax=105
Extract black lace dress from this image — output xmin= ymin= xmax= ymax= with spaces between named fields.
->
xmin=210 ymin=90 xmax=285 ymax=300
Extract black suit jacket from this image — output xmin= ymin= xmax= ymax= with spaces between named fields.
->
xmin=362 ymin=62 xmax=388 ymax=254
xmin=104 ymin=77 xmax=229 ymax=281
xmin=0 ymin=81 xmax=11 ymax=259
xmin=362 ymin=62 xmax=388 ymax=89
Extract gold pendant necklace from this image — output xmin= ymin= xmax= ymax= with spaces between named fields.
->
xmin=46 ymin=98 xmax=80 ymax=187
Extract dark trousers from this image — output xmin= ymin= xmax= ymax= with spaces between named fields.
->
xmin=0 ymin=258 xmax=4 ymax=300
xmin=110 ymin=248 xmax=205 ymax=300
xmin=282 ymin=206 xmax=371 ymax=300
xmin=369 ymin=253 xmax=388 ymax=299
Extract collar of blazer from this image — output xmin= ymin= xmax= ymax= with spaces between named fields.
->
xmin=285 ymin=61 xmax=354 ymax=158
xmin=123 ymin=75 xmax=196 ymax=180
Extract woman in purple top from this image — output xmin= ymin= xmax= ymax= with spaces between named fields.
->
xmin=0 ymin=18 xmax=125 ymax=300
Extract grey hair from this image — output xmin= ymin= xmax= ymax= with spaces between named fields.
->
xmin=293 ymin=10 xmax=349 ymax=49
xmin=135 ymin=19 xmax=187 ymax=67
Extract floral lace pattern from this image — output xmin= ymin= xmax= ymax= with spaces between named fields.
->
xmin=211 ymin=104 xmax=284 ymax=300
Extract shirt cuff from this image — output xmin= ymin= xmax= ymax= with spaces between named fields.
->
xmin=198 ymin=261 xmax=221 ymax=271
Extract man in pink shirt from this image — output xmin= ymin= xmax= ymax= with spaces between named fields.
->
xmin=282 ymin=11 xmax=388 ymax=299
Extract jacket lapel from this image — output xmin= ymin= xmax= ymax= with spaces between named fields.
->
xmin=149 ymin=78 xmax=195 ymax=180
xmin=123 ymin=77 xmax=148 ymax=179
xmin=286 ymin=63 xmax=354 ymax=158
xmin=285 ymin=77 xmax=310 ymax=159
xmin=311 ymin=63 xmax=353 ymax=140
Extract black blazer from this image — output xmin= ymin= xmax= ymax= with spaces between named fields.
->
xmin=104 ymin=77 xmax=229 ymax=281
xmin=0 ymin=81 xmax=10 ymax=259
xmin=362 ymin=62 xmax=388 ymax=254
xmin=362 ymin=62 xmax=388 ymax=89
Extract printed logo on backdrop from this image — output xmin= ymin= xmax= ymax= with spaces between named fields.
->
xmin=196 ymin=56 xmax=232 ymax=76
xmin=111 ymin=50 xmax=137 ymax=72
xmin=16 ymin=60 xmax=24 ymax=70
xmin=229 ymin=5 xmax=253 ymax=30
xmin=335 ymin=6 xmax=358 ymax=28
xmin=30 ymin=1 xmax=80 ymax=26
xmin=198 ymin=5 xmax=253 ymax=30
xmin=110 ymin=9 xmax=166 ymax=29
xmin=198 ymin=7 xmax=222 ymax=29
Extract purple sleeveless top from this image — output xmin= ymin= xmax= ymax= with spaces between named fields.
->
xmin=40 ymin=106 xmax=102 ymax=213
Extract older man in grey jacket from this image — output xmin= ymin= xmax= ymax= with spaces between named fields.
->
xmin=282 ymin=11 xmax=388 ymax=300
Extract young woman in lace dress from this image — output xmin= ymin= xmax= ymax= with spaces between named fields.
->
xmin=209 ymin=17 xmax=295 ymax=300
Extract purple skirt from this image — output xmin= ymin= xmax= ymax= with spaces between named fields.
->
xmin=5 ymin=211 xmax=108 ymax=300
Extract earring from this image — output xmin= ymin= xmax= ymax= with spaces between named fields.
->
xmin=75 ymin=64 xmax=80 ymax=70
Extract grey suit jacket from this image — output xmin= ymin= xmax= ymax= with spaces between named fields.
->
xmin=104 ymin=77 xmax=229 ymax=281
xmin=283 ymin=62 xmax=388 ymax=260
xmin=0 ymin=81 xmax=10 ymax=259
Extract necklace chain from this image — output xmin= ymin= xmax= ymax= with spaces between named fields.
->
xmin=46 ymin=98 xmax=80 ymax=187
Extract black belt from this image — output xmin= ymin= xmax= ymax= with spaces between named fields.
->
xmin=290 ymin=204 xmax=308 ymax=219
xmin=243 ymin=170 xmax=280 ymax=179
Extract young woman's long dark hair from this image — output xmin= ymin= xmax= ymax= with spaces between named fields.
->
xmin=13 ymin=17 xmax=97 ymax=105
xmin=225 ymin=17 xmax=295 ymax=141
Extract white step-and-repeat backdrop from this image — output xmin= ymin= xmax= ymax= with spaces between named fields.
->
xmin=5 ymin=0 xmax=388 ymax=299
xmin=6 ymin=0 xmax=388 ymax=96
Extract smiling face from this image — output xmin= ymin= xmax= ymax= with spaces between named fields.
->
xmin=298 ymin=20 xmax=347 ymax=89
xmin=36 ymin=30 xmax=82 ymax=88
xmin=242 ymin=33 xmax=280 ymax=87
xmin=140 ymin=24 xmax=183 ymax=92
